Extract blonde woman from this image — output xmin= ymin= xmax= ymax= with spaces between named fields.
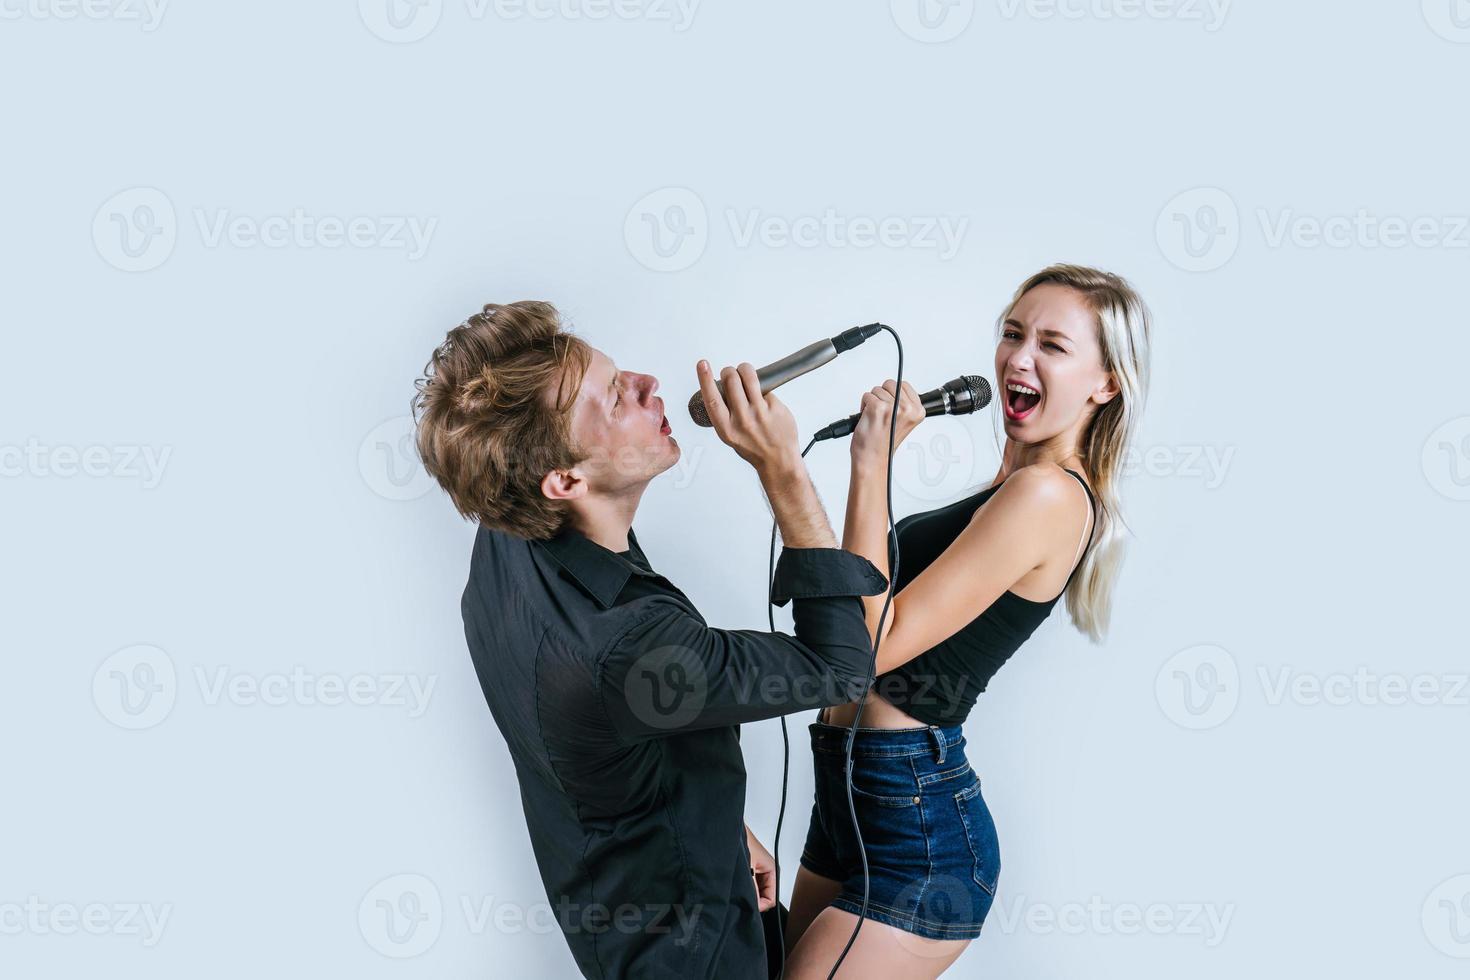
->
xmin=783 ymin=265 xmax=1153 ymax=978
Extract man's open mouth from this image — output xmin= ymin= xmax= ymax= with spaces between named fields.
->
xmin=1004 ymin=382 xmax=1041 ymax=420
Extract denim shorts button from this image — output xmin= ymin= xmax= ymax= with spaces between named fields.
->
xmin=912 ymin=795 xmax=920 ymax=804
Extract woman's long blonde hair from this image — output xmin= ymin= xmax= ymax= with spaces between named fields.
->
xmin=994 ymin=264 xmax=1152 ymax=643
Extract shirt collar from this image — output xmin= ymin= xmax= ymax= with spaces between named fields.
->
xmin=536 ymin=524 xmax=658 ymax=610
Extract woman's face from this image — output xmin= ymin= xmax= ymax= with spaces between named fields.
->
xmin=994 ymin=283 xmax=1117 ymax=445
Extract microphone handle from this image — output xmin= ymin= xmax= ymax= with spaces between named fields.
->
xmin=687 ymin=339 xmax=838 ymax=425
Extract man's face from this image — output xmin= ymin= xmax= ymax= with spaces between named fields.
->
xmin=560 ymin=347 xmax=680 ymax=495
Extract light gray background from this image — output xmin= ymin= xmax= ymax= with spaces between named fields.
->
xmin=3 ymin=1 xmax=1468 ymax=977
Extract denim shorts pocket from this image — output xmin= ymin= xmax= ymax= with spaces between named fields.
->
xmin=848 ymin=759 xmax=921 ymax=808
xmin=953 ymin=781 xmax=1001 ymax=896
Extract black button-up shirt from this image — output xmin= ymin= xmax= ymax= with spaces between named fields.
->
xmin=461 ymin=522 xmax=888 ymax=979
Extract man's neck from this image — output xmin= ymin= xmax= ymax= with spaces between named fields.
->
xmin=566 ymin=483 xmax=649 ymax=553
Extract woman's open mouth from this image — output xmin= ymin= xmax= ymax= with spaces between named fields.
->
xmin=1003 ymin=382 xmax=1041 ymax=421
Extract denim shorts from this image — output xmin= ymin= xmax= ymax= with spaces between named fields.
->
xmin=798 ymin=720 xmax=1000 ymax=941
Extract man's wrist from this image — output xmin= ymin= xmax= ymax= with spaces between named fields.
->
xmin=756 ymin=451 xmax=805 ymax=488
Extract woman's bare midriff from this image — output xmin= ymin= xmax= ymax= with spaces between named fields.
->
xmin=821 ymin=692 xmax=930 ymax=730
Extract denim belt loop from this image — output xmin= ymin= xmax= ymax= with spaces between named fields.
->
xmin=928 ymin=725 xmax=946 ymax=764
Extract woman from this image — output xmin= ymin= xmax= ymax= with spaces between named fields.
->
xmin=782 ymin=264 xmax=1153 ymax=978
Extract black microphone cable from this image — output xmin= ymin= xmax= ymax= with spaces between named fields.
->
xmin=765 ymin=324 xmax=904 ymax=980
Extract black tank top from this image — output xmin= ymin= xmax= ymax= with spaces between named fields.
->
xmin=873 ymin=468 xmax=1097 ymax=726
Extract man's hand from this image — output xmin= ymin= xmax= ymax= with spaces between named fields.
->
xmin=696 ymin=360 xmax=802 ymax=479
xmin=745 ymin=826 xmax=777 ymax=912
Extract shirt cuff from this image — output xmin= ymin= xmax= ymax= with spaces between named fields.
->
xmin=768 ymin=547 xmax=889 ymax=607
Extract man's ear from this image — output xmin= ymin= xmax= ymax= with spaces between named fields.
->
xmin=540 ymin=466 xmax=586 ymax=503
xmin=1093 ymin=372 xmax=1121 ymax=406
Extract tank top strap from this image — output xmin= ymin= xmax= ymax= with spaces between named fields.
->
xmin=1061 ymin=467 xmax=1097 ymax=579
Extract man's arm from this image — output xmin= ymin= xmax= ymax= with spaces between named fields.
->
xmin=591 ymin=360 xmax=890 ymax=742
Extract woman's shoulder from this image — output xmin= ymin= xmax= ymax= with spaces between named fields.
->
xmin=995 ymin=461 xmax=1090 ymax=502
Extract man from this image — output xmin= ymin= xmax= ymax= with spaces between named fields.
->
xmin=413 ymin=301 xmax=886 ymax=979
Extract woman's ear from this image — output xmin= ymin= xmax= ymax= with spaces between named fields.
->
xmin=1093 ymin=372 xmax=1121 ymax=406
xmin=540 ymin=466 xmax=586 ymax=502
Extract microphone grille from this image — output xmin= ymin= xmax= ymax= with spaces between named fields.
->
xmin=687 ymin=390 xmax=714 ymax=428
xmin=964 ymin=373 xmax=987 ymax=408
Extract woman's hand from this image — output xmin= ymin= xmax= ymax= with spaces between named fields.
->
xmin=745 ymin=826 xmax=777 ymax=912
xmin=850 ymin=379 xmax=925 ymax=466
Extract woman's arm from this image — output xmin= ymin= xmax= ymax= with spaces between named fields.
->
xmin=843 ymin=382 xmax=1092 ymax=674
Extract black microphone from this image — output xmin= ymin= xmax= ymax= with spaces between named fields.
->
xmin=688 ymin=323 xmax=885 ymax=427
xmin=811 ymin=375 xmax=992 ymax=442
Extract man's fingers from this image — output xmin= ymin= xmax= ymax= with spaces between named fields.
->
xmin=720 ymin=365 xmax=751 ymax=425
xmin=736 ymin=363 xmax=764 ymax=417
xmin=696 ymin=360 xmax=731 ymax=432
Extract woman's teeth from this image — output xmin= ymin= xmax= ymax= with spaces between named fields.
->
xmin=1006 ymin=382 xmax=1041 ymax=416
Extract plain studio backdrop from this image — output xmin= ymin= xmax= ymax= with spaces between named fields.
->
xmin=2 ymin=2 xmax=1467 ymax=977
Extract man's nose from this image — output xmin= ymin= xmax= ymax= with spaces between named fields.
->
xmin=639 ymin=373 xmax=659 ymax=402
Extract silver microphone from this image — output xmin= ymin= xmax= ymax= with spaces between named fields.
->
xmin=688 ymin=323 xmax=885 ymax=427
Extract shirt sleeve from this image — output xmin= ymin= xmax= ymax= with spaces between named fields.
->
xmin=596 ymin=548 xmax=890 ymax=741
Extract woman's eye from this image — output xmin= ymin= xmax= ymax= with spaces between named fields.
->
xmin=1045 ymin=342 xmax=1064 ymax=352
